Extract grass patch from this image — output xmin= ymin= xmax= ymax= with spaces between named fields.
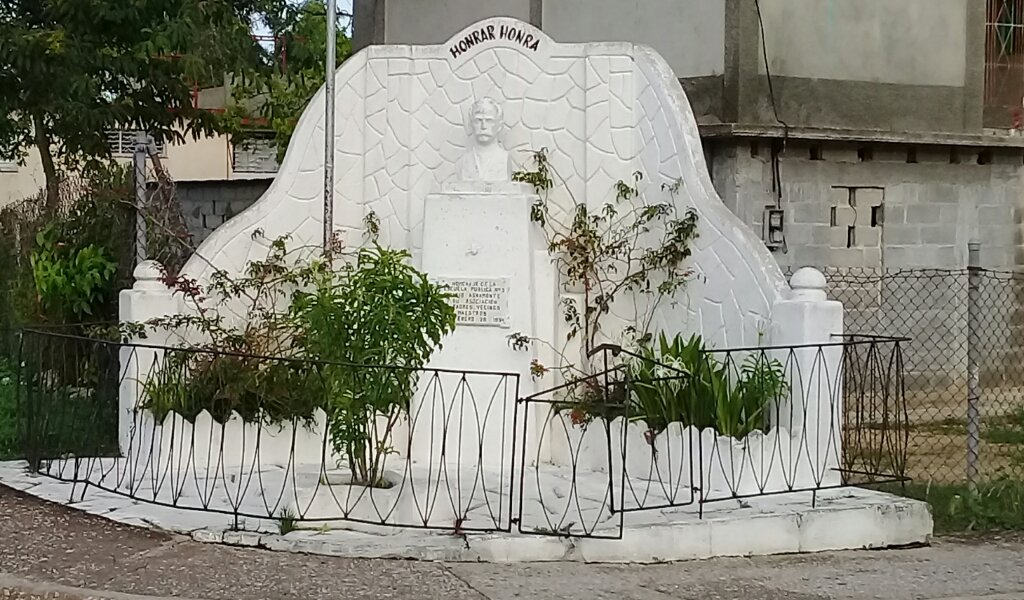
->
xmin=0 ymin=360 xmax=19 ymax=460
xmin=875 ymin=479 xmax=1024 ymax=533
xmin=983 ymin=406 xmax=1024 ymax=445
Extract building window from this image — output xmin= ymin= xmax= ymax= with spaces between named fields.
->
xmin=106 ymin=130 xmax=166 ymax=157
xmin=986 ymin=0 xmax=1024 ymax=118
xmin=0 ymin=160 xmax=16 ymax=173
xmin=232 ymin=135 xmax=279 ymax=174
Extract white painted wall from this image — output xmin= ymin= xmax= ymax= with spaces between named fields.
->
xmin=0 ymin=151 xmax=45 ymax=208
xmin=543 ymin=0 xmax=726 ymax=78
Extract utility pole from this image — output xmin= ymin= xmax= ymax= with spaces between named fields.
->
xmin=323 ymin=0 xmax=337 ymax=250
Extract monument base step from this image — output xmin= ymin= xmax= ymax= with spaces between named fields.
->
xmin=0 ymin=460 xmax=931 ymax=563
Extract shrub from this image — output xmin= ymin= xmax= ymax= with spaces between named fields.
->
xmin=140 ymin=234 xmax=455 ymax=488
xmin=289 ymin=244 xmax=456 ymax=487
xmin=0 ymin=360 xmax=18 ymax=459
xmin=30 ymin=224 xmax=118 ymax=323
xmin=628 ymin=333 xmax=788 ymax=438
xmin=0 ymin=164 xmax=134 ymax=338
xmin=141 ymin=351 xmax=323 ymax=426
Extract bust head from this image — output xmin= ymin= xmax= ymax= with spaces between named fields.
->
xmin=466 ymin=97 xmax=504 ymax=147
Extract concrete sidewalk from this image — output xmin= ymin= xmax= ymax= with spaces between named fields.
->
xmin=1 ymin=487 xmax=1022 ymax=600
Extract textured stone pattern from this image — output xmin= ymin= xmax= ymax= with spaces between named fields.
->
xmin=180 ymin=19 xmax=788 ymax=348
xmin=175 ymin=180 xmax=269 ymax=245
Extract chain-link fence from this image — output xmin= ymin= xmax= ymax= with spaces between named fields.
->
xmin=139 ymin=150 xmax=196 ymax=275
xmin=802 ymin=260 xmax=1024 ymax=488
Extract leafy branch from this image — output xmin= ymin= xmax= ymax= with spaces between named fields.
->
xmin=512 ymin=148 xmax=700 ymax=369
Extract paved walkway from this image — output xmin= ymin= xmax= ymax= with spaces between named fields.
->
xmin=0 ymin=486 xmax=1022 ymax=600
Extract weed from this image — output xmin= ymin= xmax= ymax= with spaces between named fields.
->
xmin=278 ymin=508 xmax=298 ymax=535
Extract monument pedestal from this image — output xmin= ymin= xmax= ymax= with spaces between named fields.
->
xmin=409 ymin=183 xmax=553 ymax=474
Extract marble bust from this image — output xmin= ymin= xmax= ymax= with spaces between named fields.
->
xmin=454 ymin=97 xmax=512 ymax=182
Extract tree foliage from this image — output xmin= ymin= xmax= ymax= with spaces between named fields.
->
xmin=221 ymin=0 xmax=353 ymax=162
xmin=0 ymin=0 xmax=268 ymax=210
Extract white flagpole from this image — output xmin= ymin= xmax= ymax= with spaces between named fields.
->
xmin=323 ymin=0 xmax=337 ymax=250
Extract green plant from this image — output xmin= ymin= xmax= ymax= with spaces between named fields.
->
xmin=141 ymin=351 xmax=323 ymax=426
xmin=0 ymin=360 xmax=18 ymax=460
xmin=625 ymin=333 xmax=788 ymax=439
xmin=140 ymin=228 xmax=455 ymax=489
xmin=628 ymin=332 xmax=706 ymax=433
xmin=289 ymin=244 xmax=456 ymax=487
xmin=278 ymin=507 xmax=299 ymax=534
xmin=0 ymin=164 xmax=135 ymax=348
xmin=29 ymin=224 xmax=118 ymax=322
xmin=511 ymin=150 xmax=699 ymax=383
xmin=722 ymin=353 xmax=788 ymax=437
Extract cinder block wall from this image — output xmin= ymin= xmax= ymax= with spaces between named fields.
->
xmin=174 ymin=179 xmax=272 ymax=245
xmin=707 ymin=140 xmax=1023 ymax=272
xmin=710 ymin=139 xmax=1024 ymax=399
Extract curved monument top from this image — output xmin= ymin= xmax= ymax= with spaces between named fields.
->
xmin=444 ymin=18 xmax=556 ymax=61
xmin=182 ymin=17 xmax=788 ymax=347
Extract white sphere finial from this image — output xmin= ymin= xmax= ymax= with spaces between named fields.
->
xmin=790 ymin=267 xmax=827 ymax=301
xmin=133 ymin=260 xmax=167 ymax=291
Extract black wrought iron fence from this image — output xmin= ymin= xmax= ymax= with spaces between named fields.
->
xmin=20 ymin=329 xmax=521 ymax=533
xmin=515 ymin=336 xmax=908 ymax=538
xmin=18 ymin=328 xmax=910 ymax=539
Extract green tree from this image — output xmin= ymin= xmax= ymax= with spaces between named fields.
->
xmin=0 ymin=0 xmax=268 ymax=212
xmin=222 ymin=1 xmax=352 ymax=162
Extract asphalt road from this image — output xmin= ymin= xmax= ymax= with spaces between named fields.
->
xmin=1 ymin=486 xmax=1022 ymax=600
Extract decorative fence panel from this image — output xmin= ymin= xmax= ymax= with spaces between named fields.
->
xmin=18 ymin=329 xmax=910 ymax=538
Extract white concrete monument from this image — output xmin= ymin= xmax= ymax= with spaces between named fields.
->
xmin=147 ymin=15 xmax=798 ymax=484
xmin=412 ymin=96 xmax=551 ymax=472
xmin=88 ymin=16 xmax=932 ymax=561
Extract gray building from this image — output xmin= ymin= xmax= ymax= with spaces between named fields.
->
xmin=354 ymin=0 xmax=1024 ymax=272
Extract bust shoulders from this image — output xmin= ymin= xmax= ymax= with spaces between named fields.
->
xmin=456 ymin=145 xmax=511 ymax=182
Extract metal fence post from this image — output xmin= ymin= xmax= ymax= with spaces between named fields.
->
xmin=133 ymin=132 xmax=148 ymax=265
xmin=966 ymin=240 xmax=981 ymax=492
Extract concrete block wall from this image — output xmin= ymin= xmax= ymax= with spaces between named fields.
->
xmin=710 ymin=139 xmax=1024 ymax=398
xmin=174 ymin=179 xmax=271 ymax=245
xmin=708 ymin=140 xmax=1023 ymax=272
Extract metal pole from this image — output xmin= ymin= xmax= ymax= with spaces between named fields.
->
xmin=323 ymin=0 xmax=337 ymax=251
xmin=133 ymin=132 xmax=148 ymax=265
xmin=966 ymin=240 xmax=981 ymax=492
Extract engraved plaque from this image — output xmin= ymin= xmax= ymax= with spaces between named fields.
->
xmin=438 ymin=277 xmax=511 ymax=328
